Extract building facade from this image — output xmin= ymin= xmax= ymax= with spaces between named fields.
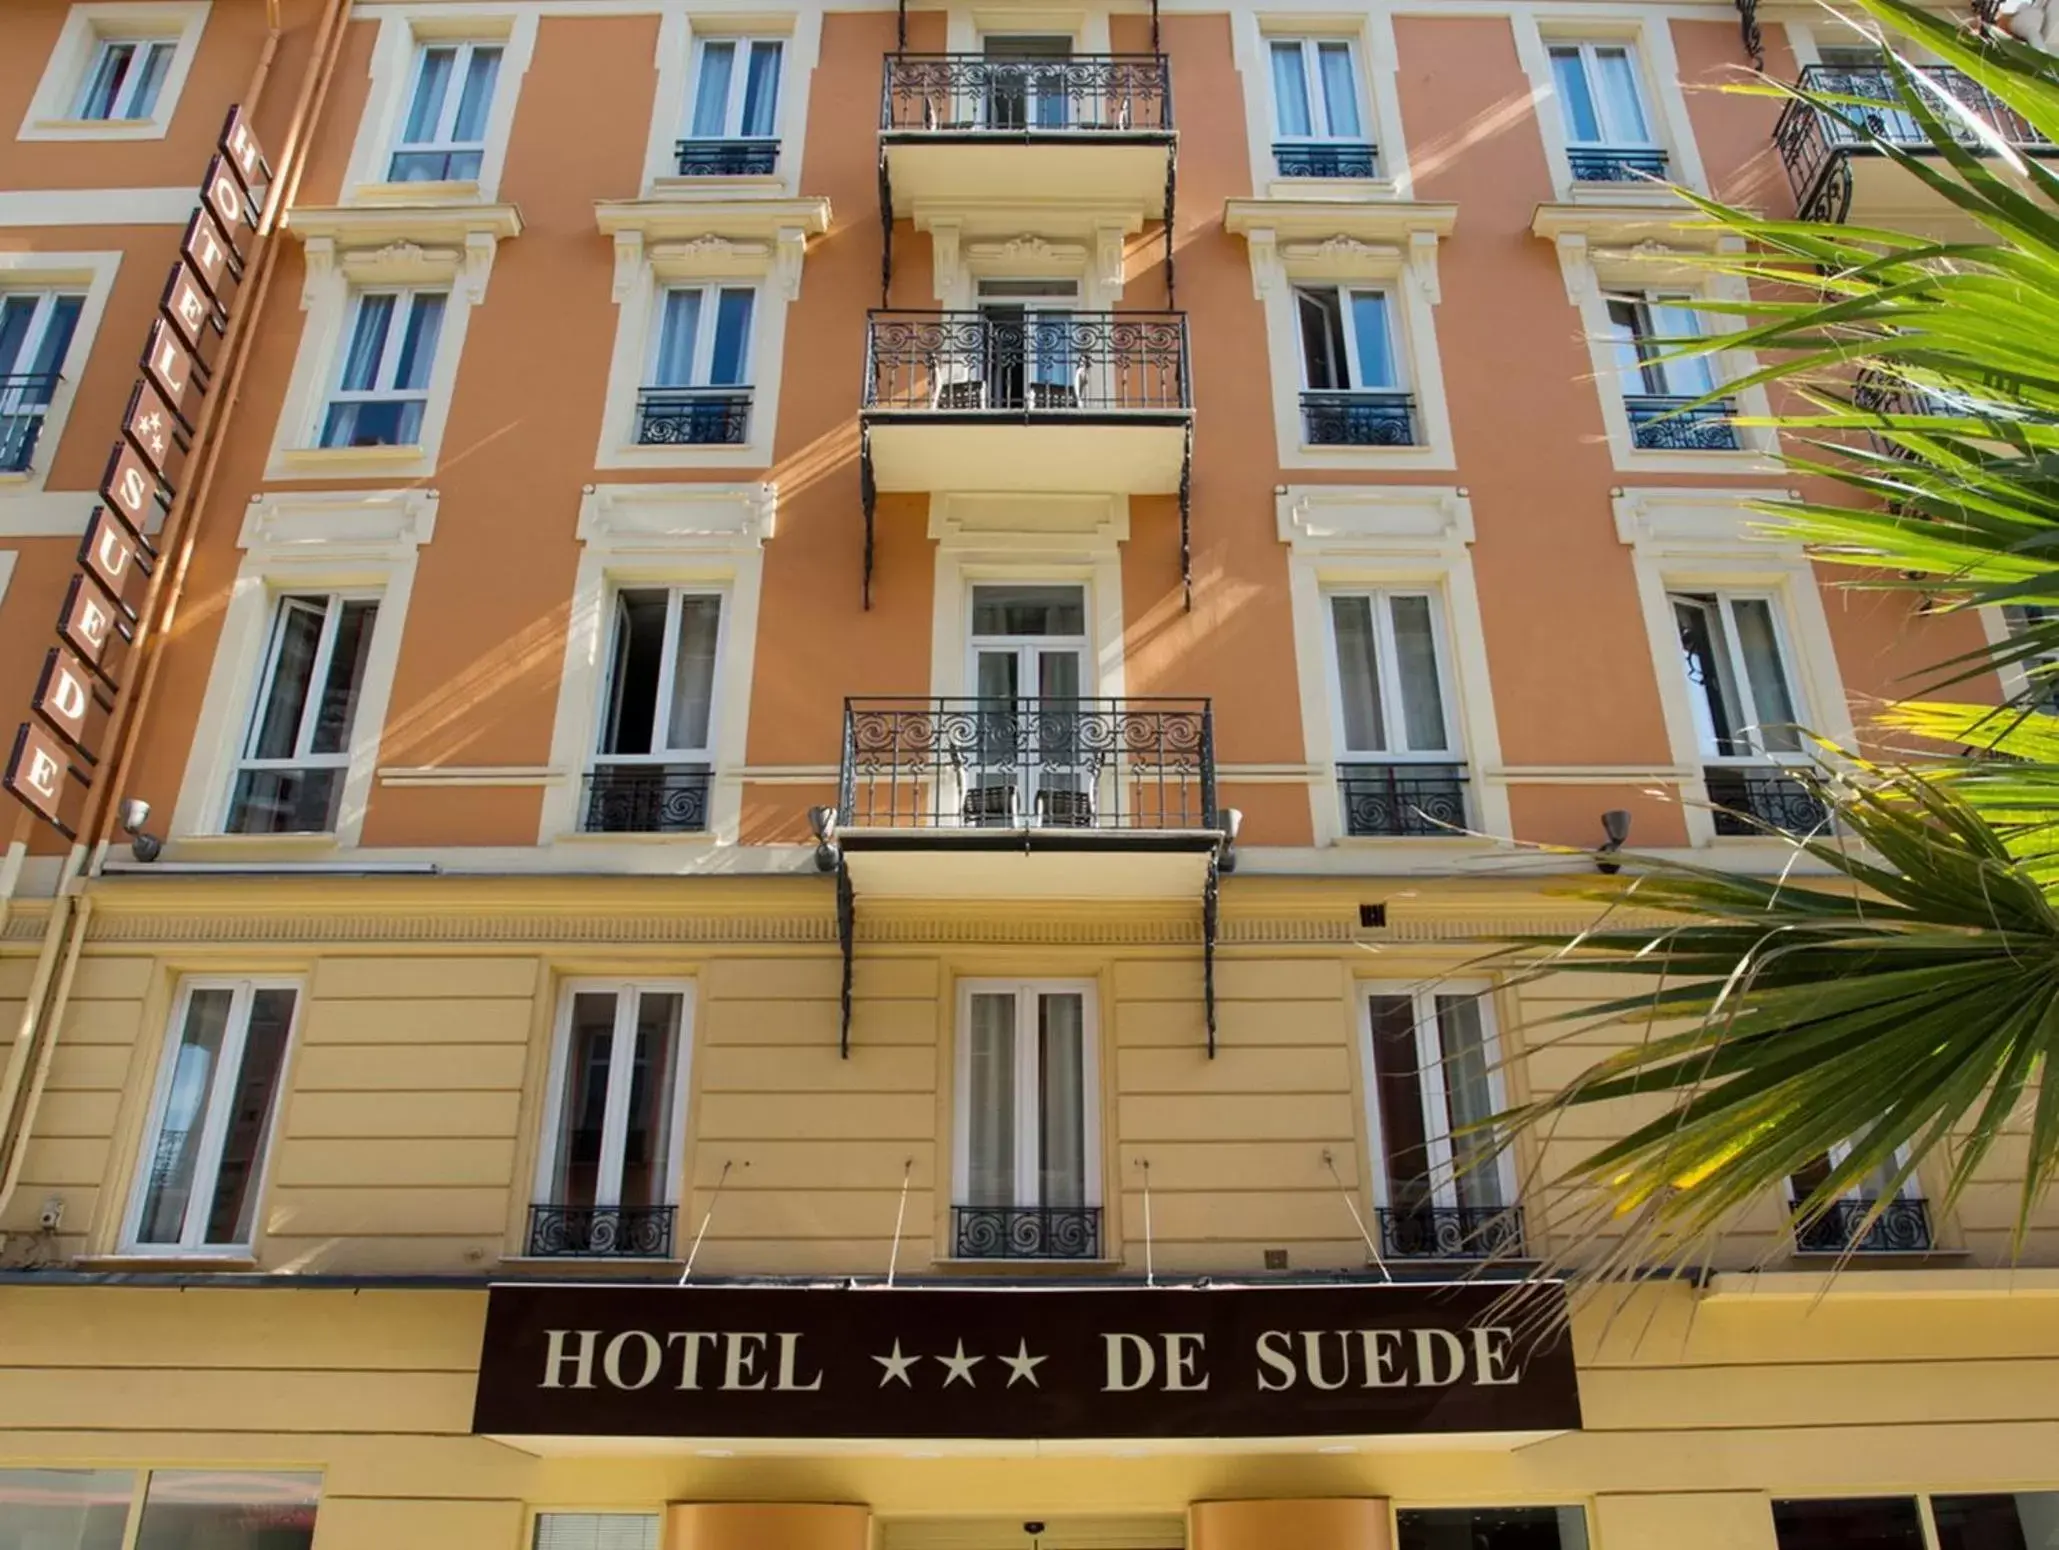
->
xmin=1 ymin=4 xmax=2057 ymax=1550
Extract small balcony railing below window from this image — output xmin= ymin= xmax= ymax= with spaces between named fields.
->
xmin=1626 ymin=394 xmax=1740 ymax=452
xmin=527 ymin=1204 xmax=677 ymax=1258
xmin=953 ymin=1204 xmax=1102 ymax=1259
xmin=1339 ymin=763 xmax=1467 ymax=838
xmin=1378 ymin=1205 xmax=1524 ymax=1260
xmin=1273 ymin=140 xmax=1378 ymax=178
xmin=881 ymin=54 xmax=1172 ymax=135
xmin=1568 ymin=144 xmax=1669 ymax=182
xmin=675 ymin=138 xmax=779 ymax=176
xmin=0 ymin=374 xmax=59 ymax=474
xmin=1793 ymin=1196 xmax=1933 ymax=1255
xmin=1704 ymin=765 xmax=1831 ymax=838
xmin=1302 ymin=390 xmax=1416 ymax=447
xmin=636 ymin=387 xmax=751 ymax=446
xmin=582 ymin=764 xmax=712 ymax=833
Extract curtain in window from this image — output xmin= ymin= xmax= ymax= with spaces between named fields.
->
xmin=391 ymin=295 xmax=445 ymax=392
xmin=1674 ymin=596 xmax=1743 ymax=756
xmin=966 ymin=993 xmax=1016 ymax=1207
xmin=1295 ymin=287 xmax=1349 ymax=390
xmin=691 ymin=42 xmax=737 ymax=137
xmin=741 ymin=42 xmax=783 ymax=137
xmin=1549 ymin=48 xmax=1603 ymax=142
xmin=1347 ymin=292 xmax=1396 ymax=388
xmin=708 ymin=290 xmax=754 ymax=386
xmin=1316 ymin=43 xmax=1361 ymax=138
xmin=655 ymin=290 xmax=703 ymax=387
xmin=23 ymin=298 xmax=82 ymax=392
xmin=1330 ymin=595 xmax=1387 ymax=753
xmin=666 ymin=595 xmax=723 ymax=753
xmin=552 ymin=992 xmax=617 ymax=1209
xmin=403 ymin=47 xmax=456 ymax=143
xmin=1434 ymin=994 xmax=1501 ymax=1213
xmin=135 ymin=989 xmax=235 ymax=1244
xmin=0 ymin=298 xmax=36 ymax=376
xmin=1593 ymin=47 xmax=1652 ymax=142
xmin=1388 ymin=595 xmax=1449 ymax=752
xmin=338 ymin=297 xmax=395 ymax=392
xmin=1731 ymin=597 xmax=1802 ymax=753
xmin=1270 ymin=42 xmax=1313 ymax=136
xmin=128 ymin=43 xmax=172 ymax=119
xmin=78 ymin=42 xmax=170 ymax=120
xmin=1039 ymin=993 xmax=1087 ymax=1208
xmin=451 ymin=47 xmax=503 ymax=142
xmin=617 ymin=992 xmax=683 ymax=1209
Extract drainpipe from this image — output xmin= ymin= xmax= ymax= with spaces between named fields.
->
xmin=0 ymin=0 xmax=354 ymax=1225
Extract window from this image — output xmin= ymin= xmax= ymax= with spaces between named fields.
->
xmin=1296 ymin=286 xmax=1413 ymax=446
xmin=1398 ymin=1509 xmax=1589 ymax=1550
xmin=963 ymin=583 xmax=1089 ymax=827
xmin=585 ymin=588 xmax=722 ymax=833
xmin=1671 ymin=591 xmax=1802 ymax=761
xmin=1362 ymin=987 xmax=1518 ymax=1258
xmin=683 ymin=36 xmax=783 ymax=171
xmin=637 ymin=285 xmax=755 ymax=446
xmin=1606 ymin=294 xmax=1737 ymax=451
xmin=980 ymin=35 xmax=1072 ymax=131
xmin=1786 ymin=1142 xmax=1931 ymax=1253
xmin=0 ymin=290 xmax=84 ymax=473
xmin=1269 ymin=38 xmax=1374 ymax=177
xmin=319 ymin=290 xmax=446 ymax=448
xmin=2001 ymin=603 xmax=2059 ymax=711
xmin=127 ymin=980 xmax=301 ymax=1253
xmin=227 ymin=593 xmax=380 ymax=834
xmin=531 ymin=983 xmax=693 ymax=1258
xmin=954 ymin=981 xmax=1101 ymax=1259
xmin=389 ymin=41 xmax=503 ymax=181
xmin=74 ymin=37 xmax=174 ymax=121
xmin=1326 ymin=590 xmax=1464 ymax=836
xmin=1548 ymin=41 xmax=1665 ymax=181
xmin=1775 ymin=1496 xmax=2059 ymax=1550
xmin=0 ymin=1470 xmax=321 ymax=1550
xmin=534 ymin=1518 xmax=661 ymax=1550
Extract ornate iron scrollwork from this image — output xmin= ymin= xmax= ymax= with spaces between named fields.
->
xmin=634 ymin=388 xmax=751 ymax=446
xmin=1337 ymin=764 xmax=1468 ymax=838
xmin=580 ymin=766 xmax=711 ymax=833
xmin=1302 ymin=392 xmax=1417 ymax=447
xmin=1624 ymin=395 xmax=1741 ymax=452
xmin=526 ymin=1204 xmax=677 ymax=1258
xmin=1703 ymin=766 xmax=1833 ymax=837
xmin=862 ymin=311 xmax=1191 ymax=414
xmin=952 ymin=1205 xmax=1102 ymax=1259
xmin=1793 ymin=1196 xmax=1933 ymax=1254
xmin=880 ymin=55 xmax=1172 ymax=135
xmin=1377 ymin=1206 xmax=1526 ymax=1260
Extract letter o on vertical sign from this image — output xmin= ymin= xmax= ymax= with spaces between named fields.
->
xmin=202 ymin=155 xmax=254 ymax=243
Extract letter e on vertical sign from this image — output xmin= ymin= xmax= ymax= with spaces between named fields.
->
xmin=59 ymin=575 xmax=128 ymax=677
xmin=4 ymin=722 xmax=82 ymax=835
xmin=161 ymin=263 xmax=218 ymax=352
xmin=33 ymin=648 xmax=105 ymax=758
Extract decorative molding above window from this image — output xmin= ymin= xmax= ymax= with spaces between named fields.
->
xmin=284 ymin=203 xmax=523 ymax=307
xmin=1276 ymin=485 xmax=1474 ymax=556
xmin=928 ymin=493 xmax=1129 ymax=555
xmin=1534 ymin=201 xmax=1745 ymax=303
xmin=595 ymin=198 xmax=829 ymax=304
xmin=1611 ymin=485 xmax=1800 ymax=556
xmin=237 ymin=488 xmax=440 ymax=558
xmin=1225 ymin=198 xmax=1455 ymax=303
xmin=576 ymin=482 xmax=777 ymax=554
xmin=923 ymin=217 xmax=1133 ymax=306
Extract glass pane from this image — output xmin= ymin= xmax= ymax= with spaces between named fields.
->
xmin=665 ymin=595 xmax=722 ymax=753
xmin=1650 ymin=300 xmax=1714 ymax=394
xmin=26 ymin=296 xmax=83 ymax=382
xmin=1329 ymin=595 xmax=1386 ymax=753
xmin=451 ymin=46 xmax=503 ymax=143
xmin=1936 ymin=1497 xmax=2059 ymax=1550
xmin=1732 ymin=598 xmax=1802 ymax=753
xmin=1368 ymin=995 xmax=1431 ymax=1210
xmin=553 ymin=992 xmax=618 ymax=1208
xmin=0 ymin=298 xmax=36 ymax=376
xmin=1398 ymin=1509 xmax=1582 ymax=1550
xmin=1036 ymin=649 xmax=1081 ymax=700
xmin=708 ymin=289 xmax=754 ymax=385
xmin=1316 ymin=43 xmax=1361 ymax=138
xmin=970 ymin=585 xmax=1084 ymax=636
xmin=402 ymin=47 xmax=456 ymax=144
xmin=691 ymin=41 xmax=737 ymax=137
xmin=135 ymin=988 xmax=235 ymax=1244
xmin=617 ymin=991 xmax=683 ymax=1209
xmin=975 ymin=650 xmax=1018 ymax=700
xmin=1771 ymin=1500 xmax=1927 ymax=1550
xmin=248 ymin=600 xmax=326 ymax=760
xmin=1674 ymin=594 xmax=1742 ymax=756
xmin=78 ymin=43 xmax=131 ymax=119
xmin=1296 ymin=287 xmax=1348 ymax=390
xmin=1434 ymin=994 xmax=1500 ymax=1212
xmin=225 ymin=769 xmax=343 ymax=835
xmin=1389 ymin=595 xmax=1449 ymax=753
xmin=338 ymin=296 xmax=394 ymax=391
xmin=1605 ymin=298 xmax=1660 ymax=391
xmin=308 ymin=600 xmax=378 ymax=756
xmin=654 ymin=290 xmax=703 ymax=387
xmin=129 ymin=41 xmax=173 ymax=120
xmin=740 ymin=41 xmax=782 ymax=137
xmin=132 ymin=1471 xmax=320 ymax=1550
xmin=205 ymin=987 xmax=296 ymax=1245
xmin=1595 ymin=46 xmax=1652 ymax=142
xmin=601 ymin=591 xmax=667 ymax=755
xmin=1037 ymin=993 xmax=1086 ymax=1207
xmin=534 ymin=1517 xmax=661 ymax=1550
xmin=966 ymin=992 xmax=1017 ymax=1206
xmin=391 ymin=295 xmax=446 ymax=392
xmin=0 ymin=1469 xmax=134 ymax=1550
xmin=1270 ymin=41 xmax=1313 ymax=137
xmin=1550 ymin=47 xmax=1602 ymax=143
xmin=1347 ymin=292 xmax=1396 ymax=388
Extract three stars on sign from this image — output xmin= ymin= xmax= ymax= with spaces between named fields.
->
xmin=873 ymin=1338 xmax=1047 ymax=1389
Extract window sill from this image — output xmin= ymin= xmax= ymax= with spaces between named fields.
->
xmin=551 ymin=829 xmax=719 ymax=847
xmin=277 ymin=444 xmax=428 ymax=477
xmin=649 ymin=174 xmax=787 ymax=198
xmin=1616 ymin=446 xmax=1776 ymax=476
xmin=74 ymin=1253 xmax=260 ymax=1272
xmin=349 ymin=179 xmax=485 ymax=206
xmin=1788 ymin=1247 xmax=1969 ymax=1264
xmin=1263 ymin=176 xmax=1401 ymax=203
xmin=20 ymin=117 xmax=171 ymax=142
xmin=600 ymin=441 xmax=771 ymax=472
xmin=1564 ymin=178 xmax=1688 ymax=207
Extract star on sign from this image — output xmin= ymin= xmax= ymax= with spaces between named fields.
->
xmin=937 ymin=1339 xmax=984 ymax=1388
xmin=138 ymin=411 xmax=167 ymax=459
xmin=873 ymin=1339 xmax=921 ymax=1388
xmin=1000 ymin=1339 xmax=1047 ymax=1388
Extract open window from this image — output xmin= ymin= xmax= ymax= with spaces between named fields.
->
xmin=388 ymin=40 xmax=503 ymax=182
xmin=1295 ymin=286 xmax=1414 ymax=446
xmin=75 ymin=36 xmax=174 ymax=121
xmin=1325 ymin=589 xmax=1465 ymax=837
xmin=584 ymin=588 xmax=723 ymax=834
xmin=1269 ymin=37 xmax=1375 ymax=177
xmin=226 ymin=593 xmax=380 ymax=835
xmin=1605 ymin=293 xmax=1738 ymax=451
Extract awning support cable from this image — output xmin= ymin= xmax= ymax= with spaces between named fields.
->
xmin=886 ymin=1157 xmax=914 ymax=1286
xmin=680 ymin=1158 xmax=734 ymax=1283
xmin=1324 ymin=1148 xmax=1390 ymax=1282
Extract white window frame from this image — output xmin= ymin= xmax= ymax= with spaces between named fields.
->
xmin=649 ymin=283 xmax=757 ymax=389
xmin=1517 ymin=17 xmax=1707 ymax=202
xmin=1322 ymin=586 xmax=1459 ymax=761
xmin=1669 ymin=587 xmax=1810 ymax=765
xmin=0 ymin=289 xmax=88 ymax=473
xmin=1546 ymin=39 xmax=1659 ymax=149
xmin=594 ymin=584 xmax=730 ymax=768
xmin=642 ymin=16 xmax=819 ymax=194
xmin=951 ymin=978 xmax=1103 ymax=1217
xmin=224 ymin=591 xmax=380 ymax=832
xmin=318 ymin=287 xmax=447 ymax=450
xmin=964 ymin=580 xmax=1091 ymax=702
xmin=1268 ymin=36 xmax=1371 ymax=146
xmin=1357 ymin=981 xmax=1518 ymax=1216
xmin=74 ymin=36 xmax=175 ymax=121
xmin=338 ymin=14 xmax=535 ymax=201
xmin=0 ymin=253 xmax=121 ymax=530
xmin=387 ymin=39 xmax=503 ymax=181
xmin=1295 ymin=285 xmax=1407 ymax=393
xmin=685 ymin=36 xmax=785 ymax=142
xmin=122 ymin=976 xmax=304 ymax=1255
xmin=1608 ymin=290 xmax=1719 ymax=399
xmin=18 ymin=3 xmax=212 ymax=143
xmin=532 ymin=980 xmax=698 ymax=1226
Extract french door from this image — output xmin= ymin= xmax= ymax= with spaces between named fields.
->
xmin=965 ymin=584 xmax=1088 ymax=826
xmin=976 ymin=279 xmax=1080 ymax=410
xmin=982 ymin=34 xmax=1072 ymax=130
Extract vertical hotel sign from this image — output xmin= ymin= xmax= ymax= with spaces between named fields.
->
xmin=3 ymin=109 xmax=269 ymax=837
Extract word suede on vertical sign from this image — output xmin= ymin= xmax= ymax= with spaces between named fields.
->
xmin=2 ymin=108 xmax=268 ymax=838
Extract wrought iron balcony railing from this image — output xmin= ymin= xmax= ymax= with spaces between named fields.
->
xmin=1777 ymin=63 xmax=2054 ymax=220
xmin=1338 ymin=763 xmax=1467 ymax=838
xmin=1273 ymin=140 xmax=1378 ymax=178
xmin=1568 ymin=144 xmax=1668 ymax=182
xmin=1705 ymin=765 xmax=1832 ymax=838
xmin=1793 ymin=1196 xmax=1933 ymax=1255
xmin=0 ymin=373 xmax=60 ymax=474
xmin=581 ymin=763 xmax=712 ymax=833
xmin=863 ymin=311 xmax=1191 ymax=417
xmin=675 ymin=137 xmax=779 ymax=176
xmin=527 ymin=1204 xmax=678 ymax=1258
xmin=953 ymin=1204 xmax=1102 ymax=1259
xmin=839 ymin=697 xmax=1217 ymax=834
xmin=1378 ymin=1205 xmax=1525 ymax=1260
xmin=1302 ymin=390 xmax=1416 ymax=447
xmin=635 ymin=386 xmax=751 ymax=446
xmin=881 ymin=54 xmax=1172 ymax=135
xmin=1626 ymin=394 xmax=1740 ymax=452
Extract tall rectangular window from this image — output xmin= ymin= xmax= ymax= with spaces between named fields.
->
xmin=688 ymin=38 xmax=784 ymax=141
xmin=1608 ymin=295 xmax=1737 ymax=450
xmin=1671 ymin=591 xmax=1804 ymax=759
xmin=1269 ymin=37 xmax=1373 ymax=176
xmin=75 ymin=38 xmax=174 ymax=121
xmin=1295 ymin=288 xmax=1414 ymax=446
xmin=127 ymin=981 xmax=301 ymax=1253
xmin=637 ymin=287 xmax=756 ymax=446
xmin=227 ymin=593 xmax=380 ymax=834
xmin=389 ymin=41 xmax=503 ymax=181
xmin=1548 ymin=42 xmax=1654 ymax=147
xmin=319 ymin=289 xmax=446 ymax=449
xmin=0 ymin=290 xmax=84 ymax=473
xmin=1328 ymin=591 xmax=1461 ymax=836
xmin=585 ymin=588 xmax=722 ymax=833
xmin=954 ymin=981 xmax=1100 ymax=1259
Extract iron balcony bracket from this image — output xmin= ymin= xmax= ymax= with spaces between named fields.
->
xmin=1179 ymin=418 xmax=1194 ymax=611
xmin=1737 ymin=0 xmax=1764 ymax=70
xmin=897 ymin=0 xmax=907 ymax=53
xmin=1202 ymin=848 xmax=1219 ymax=1058
xmin=1163 ymin=149 xmax=1178 ymax=306
xmin=836 ymin=858 xmax=856 ymax=1059
xmin=859 ymin=423 xmax=877 ymax=610
xmin=1151 ymin=0 xmax=1161 ymax=54
xmin=877 ymin=148 xmax=894 ymax=308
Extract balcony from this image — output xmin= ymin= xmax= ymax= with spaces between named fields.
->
xmin=1338 ymin=763 xmax=1468 ymax=838
xmin=1626 ymin=394 xmax=1739 ymax=452
xmin=1776 ymin=63 xmax=2057 ymax=223
xmin=0 ymin=374 xmax=60 ymax=473
xmin=1302 ymin=390 xmax=1416 ymax=447
xmin=634 ymin=387 xmax=750 ymax=446
xmin=1378 ymin=1205 xmax=1525 ymax=1261
xmin=1568 ymin=145 xmax=1668 ymax=183
xmin=1705 ymin=765 xmax=1831 ymax=838
xmin=674 ymin=137 xmax=778 ymax=176
xmin=526 ymin=1204 xmax=677 ymax=1258
xmin=1273 ymin=140 xmax=1378 ymax=179
xmin=878 ymin=54 xmax=1173 ymax=221
xmin=953 ymin=1204 xmax=1102 ymax=1260
xmin=581 ymin=764 xmax=711 ymax=834
xmin=1793 ymin=1196 xmax=1933 ymax=1255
